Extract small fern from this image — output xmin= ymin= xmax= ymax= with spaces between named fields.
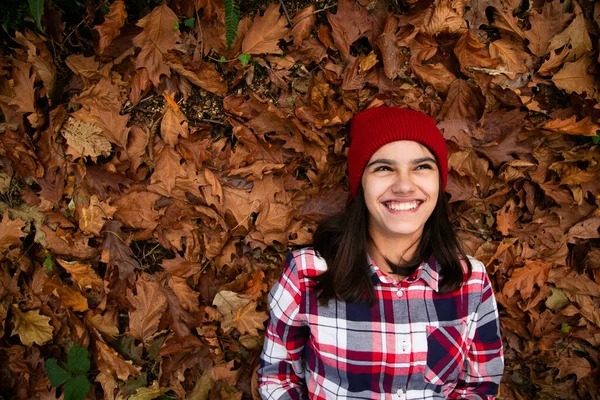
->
xmin=224 ymin=0 xmax=240 ymax=50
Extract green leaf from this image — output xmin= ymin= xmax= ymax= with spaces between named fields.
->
xmin=45 ymin=358 xmax=71 ymax=387
xmin=238 ymin=53 xmax=251 ymax=66
xmin=593 ymin=131 xmax=600 ymax=144
xmin=43 ymin=253 xmax=53 ymax=273
xmin=27 ymin=0 xmax=44 ymax=32
xmin=63 ymin=375 xmax=91 ymax=400
xmin=224 ymin=0 xmax=240 ymax=49
xmin=561 ymin=322 xmax=570 ymax=334
xmin=218 ymin=56 xmax=227 ymax=63
xmin=174 ymin=21 xmax=180 ymax=30
xmin=184 ymin=18 xmax=195 ymax=29
xmin=66 ymin=343 xmax=90 ymax=374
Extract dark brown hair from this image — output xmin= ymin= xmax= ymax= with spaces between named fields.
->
xmin=312 ymin=184 xmax=471 ymax=306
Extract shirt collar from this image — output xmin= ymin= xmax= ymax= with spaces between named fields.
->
xmin=368 ymin=254 xmax=440 ymax=292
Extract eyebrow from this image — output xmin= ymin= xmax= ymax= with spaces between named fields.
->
xmin=366 ymin=157 xmax=437 ymax=168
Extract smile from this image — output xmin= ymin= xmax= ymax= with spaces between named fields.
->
xmin=384 ymin=201 xmax=421 ymax=211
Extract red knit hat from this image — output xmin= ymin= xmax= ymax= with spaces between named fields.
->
xmin=347 ymin=107 xmax=448 ymax=198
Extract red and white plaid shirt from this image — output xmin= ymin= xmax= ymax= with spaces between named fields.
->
xmin=258 ymin=248 xmax=503 ymax=399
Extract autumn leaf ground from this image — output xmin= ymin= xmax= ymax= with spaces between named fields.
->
xmin=0 ymin=0 xmax=599 ymax=399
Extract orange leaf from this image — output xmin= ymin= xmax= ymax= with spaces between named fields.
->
xmin=233 ymin=302 xmax=267 ymax=336
xmin=242 ymin=3 xmax=289 ymax=55
xmin=95 ymin=0 xmax=127 ymax=54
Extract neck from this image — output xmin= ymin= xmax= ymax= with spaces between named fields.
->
xmin=368 ymin=230 xmax=422 ymax=278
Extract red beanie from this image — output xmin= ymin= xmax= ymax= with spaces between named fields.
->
xmin=347 ymin=107 xmax=448 ymax=198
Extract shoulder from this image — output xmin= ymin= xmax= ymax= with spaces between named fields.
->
xmin=287 ymin=247 xmax=329 ymax=279
xmin=463 ymin=255 xmax=492 ymax=288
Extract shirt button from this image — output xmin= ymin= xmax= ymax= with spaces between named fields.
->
xmin=396 ymin=289 xmax=403 ymax=297
xmin=402 ymin=342 xmax=408 ymax=351
xmin=397 ymin=389 xmax=403 ymax=395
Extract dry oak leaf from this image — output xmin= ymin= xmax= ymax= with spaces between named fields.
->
xmin=13 ymin=31 xmax=57 ymax=95
xmin=547 ymin=12 xmax=593 ymax=61
xmin=453 ymin=30 xmax=497 ymax=76
xmin=43 ymin=276 xmax=89 ymax=312
xmin=411 ymin=63 xmax=457 ymax=96
xmin=128 ymin=277 xmax=167 ymax=343
xmin=496 ymin=198 xmax=518 ymax=236
xmin=166 ymin=58 xmax=228 ymax=97
xmin=543 ymin=115 xmax=600 ymax=137
xmin=0 ymin=212 xmax=25 ymax=253
xmin=552 ymin=56 xmax=598 ymax=99
xmin=65 ymin=54 xmax=103 ymax=80
xmin=84 ymin=311 xmax=119 ymax=340
xmin=554 ymin=356 xmax=592 ymax=382
xmin=79 ymin=195 xmax=117 ymax=236
xmin=60 ymin=117 xmax=112 ymax=158
xmin=168 ymin=276 xmax=201 ymax=313
xmin=503 ymin=260 xmax=551 ymax=300
xmin=95 ymin=0 xmax=127 ymax=54
xmin=524 ymin=0 xmax=571 ymax=57
xmin=96 ymin=340 xmax=141 ymax=381
xmin=421 ymin=0 xmax=467 ymax=37
xmin=290 ymin=5 xmax=316 ymax=46
xmin=161 ymin=104 xmax=189 ymax=147
xmin=113 ymin=191 xmax=161 ymax=230
xmin=327 ymin=0 xmax=371 ymax=60
xmin=244 ymin=270 xmax=268 ymax=300
xmin=6 ymin=61 xmax=37 ymax=114
xmin=100 ymin=221 xmax=140 ymax=282
xmin=213 ymin=290 xmax=251 ymax=333
xmin=488 ymin=39 xmax=531 ymax=78
xmin=375 ymin=15 xmax=401 ymax=80
xmin=10 ymin=306 xmax=53 ymax=346
xmin=242 ymin=3 xmax=289 ymax=54
xmin=95 ymin=371 xmax=118 ymax=400
xmin=132 ymin=3 xmax=182 ymax=86
xmin=57 ymin=259 xmax=103 ymax=291
xmin=150 ymin=146 xmax=188 ymax=194
xmin=233 ymin=302 xmax=267 ymax=336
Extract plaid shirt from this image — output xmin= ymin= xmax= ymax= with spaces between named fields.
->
xmin=258 ymin=248 xmax=503 ymax=399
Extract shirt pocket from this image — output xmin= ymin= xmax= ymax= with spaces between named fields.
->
xmin=424 ymin=322 xmax=466 ymax=385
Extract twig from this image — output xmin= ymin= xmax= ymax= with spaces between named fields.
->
xmin=189 ymin=118 xmax=229 ymax=126
xmin=292 ymin=4 xmax=337 ymax=27
xmin=279 ymin=0 xmax=293 ymax=26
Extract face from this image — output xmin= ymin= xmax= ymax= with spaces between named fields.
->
xmin=361 ymin=141 xmax=440 ymax=246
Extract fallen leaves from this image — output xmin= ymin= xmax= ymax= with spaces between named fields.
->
xmin=0 ymin=0 xmax=599 ymax=398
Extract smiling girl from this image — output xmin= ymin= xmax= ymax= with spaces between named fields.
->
xmin=258 ymin=107 xmax=504 ymax=399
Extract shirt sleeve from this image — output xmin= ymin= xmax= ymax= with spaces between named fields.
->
xmin=258 ymin=253 xmax=310 ymax=400
xmin=450 ymin=269 xmax=504 ymax=399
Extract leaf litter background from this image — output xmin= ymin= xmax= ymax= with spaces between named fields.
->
xmin=0 ymin=0 xmax=599 ymax=399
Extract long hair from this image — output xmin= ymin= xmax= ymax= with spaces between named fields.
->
xmin=312 ymin=184 xmax=471 ymax=306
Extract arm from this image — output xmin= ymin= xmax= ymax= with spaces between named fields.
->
xmin=450 ymin=272 xmax=504 ymax=399
xmin=258 ymin=254 xmax=310 ymax=400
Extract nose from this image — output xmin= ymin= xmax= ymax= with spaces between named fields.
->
xmin=391 ymin=169 xmax=414 ymax=193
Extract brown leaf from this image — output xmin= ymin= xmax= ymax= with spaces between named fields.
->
xmin=503 ymin=260 xmax=552 ymax=300
xmin=101 ymin=221 xmax=140 ymax=282
xmin=113 ymin=191 xmax=161 ymax=231
xmin=488 ymin=39 xmax=531 ymax=78
xmin=166 ymin=57 xmax=228 ymax=97
xmin=161 ymin=104 xmax=189 ymax=147
xmin=43 ymin=275 xmax=89 ymax=312
xmin=0 ymin=212 xmax=25 ymax=253
xmin=554 ymin=356 xmax=592 ymax=381
xmin=439 ymin=79 xmax=484 ymax=123
xmin=552 ymin=56 xmax=598 ymax=99
xmin=233 ymin=302 xmax=267 ymax=336
xmin=212 ymin=290 xmax=250 ymax=333
xmin=327 ymin=0 xmax=371 ymax=60
xmin=161 ymin=254 xmax=203 ymax=279
xmin=57 ymin=259 xmax=103 ymax=291
xmin=567 ymin=216 xmax=600 ymax=242
xmin=548 ymin=12 xmax=593 ymax=61
xmin=150 ymin=146 xmax=188 ymax=194
xmin=421 ymin=0 xmax=467 ymax=36
xmin=79 ymin=195 xmax=117 ymax=236
xmin=7 ymin=61 xmax=36 ymax=114
xmin=95 ymin=0 xmax=127 ymax=54
xmin=290 ymin=5 xmax=316 ymax=46
xmin=168 ymin=276 xmax=200 ymax=313
xmin=411 ymin=63 xmax=457 ymax=96
xmin=543 ymin=115 xmax=600 ymax=137
xmin=242 ymin=4 xmax=289 ymax=55
xmin=132 ymin=3 xmax=182 ymax=85
xmin=496 ymin=198 xmax=518 ymax=236
xmin=10 ymin=306 xmax=53 ymax=346
xmin=128 ymin=277 xmax=167 ymax=343
xmin=96 ymin=340 xmax=141 ymax=381
xmin=65 ymin=55 xmax=102 ymax=80
xmin=244 ymin=271 xmax=268 ymax=300
xmin=523 ymin=0 xmax=571 ymax=56
xmin=453 ymin=30 xmax=497 ymax=76
xmin=60 ymin=117 xmax=112 ymax=158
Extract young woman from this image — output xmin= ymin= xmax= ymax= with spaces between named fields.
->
xmin=258 ymin=107 xmax=504 ymax=399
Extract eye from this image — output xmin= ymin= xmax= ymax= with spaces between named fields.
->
xmin=374 ymin=165 xmax=393 ymax=172
xmin=416 ymin=163 xmax=434 ymax=170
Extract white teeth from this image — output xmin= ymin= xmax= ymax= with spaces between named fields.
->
xmin=386 ymin=201 xmax=419 ymax=211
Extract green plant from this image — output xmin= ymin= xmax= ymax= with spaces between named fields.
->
xmin=27 ymin=0 xmax=44 ymax=31
xmin=224 ymin=0 xmax=239 ymax=49
xmin=45 ymin=343 xmax=91 ymax=400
